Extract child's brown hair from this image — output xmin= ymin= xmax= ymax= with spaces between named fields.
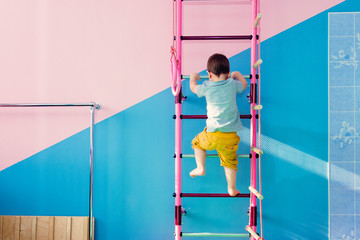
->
xmin=207 ymin=53 xmax=230 ymax=77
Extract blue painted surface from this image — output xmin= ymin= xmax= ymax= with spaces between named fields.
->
xmin=1 ymin=1 xmax=360 ymax=239
xmin=0 ymin=130 xmax=90 ymax=216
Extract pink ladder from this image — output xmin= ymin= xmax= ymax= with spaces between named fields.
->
xmin=170 ymin=0 xmax=264 ymax=239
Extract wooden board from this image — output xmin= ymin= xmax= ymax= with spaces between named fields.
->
xmin=0 ymin=216 xmax=93 ymax=240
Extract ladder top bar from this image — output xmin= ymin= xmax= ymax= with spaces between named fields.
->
xmin=182 ymin=154 xmax=251 ymax=158
xmin=182 ymin=75 xmax=251 ymax=80
xmin=182 ymin=232 xmax=249 ymax=237
xmin=182 ymin=193 xmax=250 ymax=198
xmin=181 ymin=35 xmax=252 ymax=41
xmin=182 ymin=0 xmax=251 ymax=3
xmin=181 ymin=114 xmax=252 ymax=119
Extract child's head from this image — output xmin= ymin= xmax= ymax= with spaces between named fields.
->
xmin=207 ymin=53 xmax=230 ymax=77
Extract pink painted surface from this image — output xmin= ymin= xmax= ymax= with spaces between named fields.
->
xmin=0 ymin=0 xmax=173 ymax=170
xmin=181 ymin=0 xmax=344 ymax=73
xmin=174 ymin=1 xmax=182 ymax=238
xmin=0 ymin=0 xmax=344 ymax=171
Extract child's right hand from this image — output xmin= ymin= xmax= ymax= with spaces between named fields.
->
xmin=231 ymin=71 xmax=248 ymax=90
xmin=231 ymin=71 xmax=242 ymax=79
xmin=190 ymin=72 xmax=201 ymax=81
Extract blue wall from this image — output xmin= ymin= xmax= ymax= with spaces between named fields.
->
xmin=1 ymin=1 xmax=360 ymax=239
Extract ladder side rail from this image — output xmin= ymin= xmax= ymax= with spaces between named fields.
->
xmin=175 ymin=1 xmax=183 ymax=240
xmin=249 ymin=0 xmax=259 ymax=238
xmin=256 ymin=0 xmax=264 ymax=238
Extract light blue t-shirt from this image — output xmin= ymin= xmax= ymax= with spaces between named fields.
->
xmin=196 ymin=78 xmax=244 ymax=132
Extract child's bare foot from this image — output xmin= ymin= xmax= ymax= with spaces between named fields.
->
xmin=228 ymin=188 xmax=240 ymax=196
xmin=189 ymin=168 xmax=205 ymax=178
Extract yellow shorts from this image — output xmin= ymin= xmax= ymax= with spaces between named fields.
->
xmin=192 ymin=128 xmax=240 ymax=171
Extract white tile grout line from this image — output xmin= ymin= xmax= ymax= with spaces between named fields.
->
xmin=330 ymin=214 xmax=360 ymax=217
xmin=329 ymin=35 xmax=356 ymax=38
xmin=330 ymin=85 xmax=360 ymax=87
xmin=353 ymin=12 xmax=356 ymax=239
xmin=330 ymin=110 xmax=359 ymax=112
xmin=331 ymin=161 xmax=358 ymax=164
xmin=329 ymin=60 xmax=360 ymax=62
xmin=331 ymin=12 xmax=360 ymax=14
xmin=328 ymin=13 xmax=331 ymax=239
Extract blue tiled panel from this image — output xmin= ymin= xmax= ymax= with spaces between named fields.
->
xmin=356 ymin=87 xmax=360 ymax=111
xmin=329 ymin=13 xmax=354 ymax=37
xmin=356 ymin=45 xmax=360 ymax=63
xmin=329 ymin=12 xmax=359 ymax=240
xmin=329 ymin=62 xmax=354 ymax=86
xmin=356 ymin=112 xmax=360 ymax=162
xmin=356 ymin=64 xmax=360 ymax=86
xmin=330 ymin=137 xmax=354 ymax=163
xmin=329 ymin=112 xmax=356 ymax=163
xmin=330 ymin=163 xmax=355 ymax=214
xmin=330 ymin=215 xmax=354 ymax=239
xmin=356 ymin=13 xmax=360 ymax=31
xmin=355 ymin=13 xmax=360 ymax=62
xmin=329 ymin=87 xmax=354 ymax=111
xmin=356 ymin=163 xmax=360 ymax=215
xmin=329 ymin=37 xmax=354 ymax=62
xmin=356 ymin=216 xmax=360 ymax=239
xmin=330 ymin=112 xmax=355 ymax=137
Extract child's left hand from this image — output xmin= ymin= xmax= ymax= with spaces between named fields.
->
xmin=190 ymin=72 xmax=201 ymax=81
xmin=189 ymin=73 xmax=200 ymax=94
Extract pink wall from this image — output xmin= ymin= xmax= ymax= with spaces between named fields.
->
xmin=182 ymin=0 xmax=345 ymax=73
xmin=0 ymin=0 xmax=344 ymax=171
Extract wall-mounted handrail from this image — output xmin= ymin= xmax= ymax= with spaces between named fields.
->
xmin=0 ymin=103 xmax=101 ymax=108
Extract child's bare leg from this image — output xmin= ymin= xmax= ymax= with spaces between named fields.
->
xmin=190 ymin=148 xmax=206 ymax=177
xmin=224 ymin=166 xmax=240 ymax=196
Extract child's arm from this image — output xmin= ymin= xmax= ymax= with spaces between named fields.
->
xmin=190 ymin=72 xmax=201 ymax=94
xmin=231 ymin=71 xmax=248 ymax=90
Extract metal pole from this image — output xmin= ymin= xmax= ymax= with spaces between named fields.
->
xmin=89 ymin=105 xmax=95 ymax=240
xmin=0 ymin=103 xmax=97 ymax=107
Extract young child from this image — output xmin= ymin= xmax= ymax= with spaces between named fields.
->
xmin=189 ymin=53 xmax=248 ymax=196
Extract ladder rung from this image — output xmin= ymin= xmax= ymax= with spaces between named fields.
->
xmin=245 ymin=226 xmax=261 ymax=240
xmin=182 ymin=154 xmax=250 ymax=158
xmin=181 ymin=114 xmax=252 ymax=119
xmin=248 ymin=186 xmax=264 ymax=200
xmin=182 ymin=0 xmax=251 ymax=3
xmin=182 ymin=193 xmax=250 ymax=198
xmin=252 ymin=105 xmax=263 ymax=110
xmin=251 ymin=147 xmax=263 ymax=155
xmin=182 ymin=75 xmax=251 ymax=80
xmin=252 ymin=59 xmax=263 ymax=69
xmin=181 ymin=35 xmax=252 ymax=41
xmin=253 ymin=13 xmax=262 ymax=28
xmin=182 ymin=232 xmax=249 ymax=237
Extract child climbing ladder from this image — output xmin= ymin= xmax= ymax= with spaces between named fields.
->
xmin=188 ymin=54 xmax=248 ymax=197
xmin=170 ymin=0 xmax=264 ymax=239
